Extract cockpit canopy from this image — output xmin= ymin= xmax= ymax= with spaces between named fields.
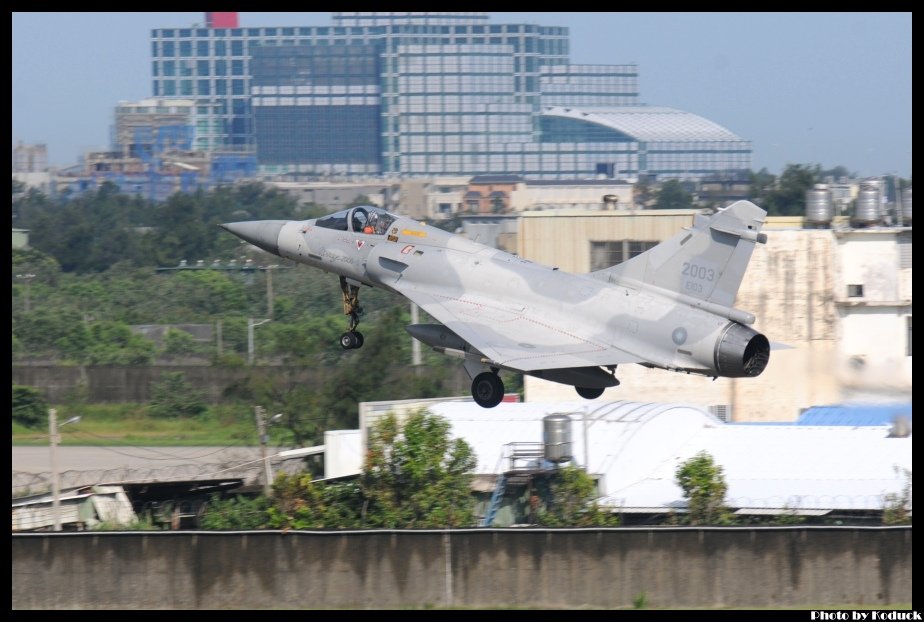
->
xmin=313 ymin=206 xmax=397 ymax=235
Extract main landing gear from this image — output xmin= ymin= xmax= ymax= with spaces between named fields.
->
xmin=339 ymin=276 xmax=364 ymax=350
xmin=575 ymin=366 xmax=617 ymax=400
xmin=575 ymin=386 xmax=605 ymax=399
xmin=471 ymin=371 xmax=505 ymax=408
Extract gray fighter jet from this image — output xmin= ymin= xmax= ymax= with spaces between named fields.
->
xmin=221 ymin=200 xmax=770 ymax=408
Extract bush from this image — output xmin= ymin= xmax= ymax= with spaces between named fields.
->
xmin=675 ymin=451 xmax=733 ymax=525
xmin=148 ymin=371 xmax=206 ymax=419
xmin=12 ymin=385 xmax=47 ymax=428
xmin=199 ymin=494 xmax=272 ymax=530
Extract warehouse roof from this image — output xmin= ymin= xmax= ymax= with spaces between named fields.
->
xmin=429 ymin=400 xmax=912 ymax=513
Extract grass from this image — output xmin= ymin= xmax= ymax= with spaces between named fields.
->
xmin=12 ymin=403 xmax=286 ymax=446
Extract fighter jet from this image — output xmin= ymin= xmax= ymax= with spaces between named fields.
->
xmin=221 ymin=200 xmax=770 ymax=408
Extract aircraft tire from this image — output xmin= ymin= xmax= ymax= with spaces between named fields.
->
xmin=340 ymin=332 xmax=358 ymax=349
xmin=472 ymin=372 xmax=504 ymax=408
xmin=575 ymin=386 xmax=605 ymax=400
xmin=353 ymin=331 xmax=364 ymax=348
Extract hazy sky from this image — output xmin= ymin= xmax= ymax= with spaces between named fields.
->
xmin=12 ymin=12 xmax=912 ymax=177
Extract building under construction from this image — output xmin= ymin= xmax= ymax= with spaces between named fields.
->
xmin=58 ymin=98 xmax=256 ymax=201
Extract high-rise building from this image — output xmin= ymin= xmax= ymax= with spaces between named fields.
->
xmin=12 ymin=141 xmax=48 ymax=173
xmin=151 ymin=12 xmax=751 ymax=180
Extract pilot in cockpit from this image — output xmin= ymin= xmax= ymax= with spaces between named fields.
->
xmin=363 ymin=212 xmax=378 ymax=235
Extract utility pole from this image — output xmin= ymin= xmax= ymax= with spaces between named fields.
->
xmin=49 ymin=409 xmax=80 ymax=531
xmin=255 ymin=407 xmax=282 ymax=497
xmin=255 ymin=406 xmax=272 ymax=496
xmin=49 ymin=408 xmax=61 ymax=531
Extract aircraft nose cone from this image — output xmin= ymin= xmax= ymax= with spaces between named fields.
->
xmin=219 ymin=220 xmax=287 ymax=256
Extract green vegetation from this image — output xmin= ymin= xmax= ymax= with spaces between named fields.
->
xmin=536 ymin=464 xmax=620 ymax=527
xmin=147 ymin=372 xmax=207 ymax=419
xmin=11 ymin=402 xmax=266 ymax=447
xmin=749 ymin=163 xmax=862 ymax=216
xmin=12 ymin=182 xmax=468 ymax=445
xmin=653 ymin=179 xmax=694 ymax=210
xmin=12 ymin=385 xmax=48 ymax=428
xmin=198 ymin=495 xmax=273 ymax=530
xmin=361 ymin=410 xmax=477 ymax=528
xmin=675 ymin=451 xmax=733 ymax=525
xmin=200 ymin=410 xmax=479 ymax=529
xmin=632 ymin=591 xmax=648 ymax=610
xmin=882 ymin=467 xmax=912 ymax=525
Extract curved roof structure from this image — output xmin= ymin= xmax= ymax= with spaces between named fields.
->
xmin=430 ymin=400 xmax=912 ymax=513
xmin=541 ymin=105 xmax=745 ymax=143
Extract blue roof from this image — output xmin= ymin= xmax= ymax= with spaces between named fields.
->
xmin=797 ymin=404 xmax=912 ymax=426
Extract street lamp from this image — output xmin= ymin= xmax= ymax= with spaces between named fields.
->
xmin=49 ymin=409 xmax=81 ymax=531
xmin=247 ymin=318 xmax=271 ymax=365
xmin=255 ymin=407 xmax=284 ymax=496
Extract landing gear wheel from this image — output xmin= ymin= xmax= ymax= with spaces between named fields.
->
xmin=353 ymin=331 xmax=364 ymax=348
xmin=576 ymin=386 xmax=605 ymax=400
xmin=340 ymin=331 xmax=362 ymax=350
xmin=471 ymin=372 xmax=505 ymax=408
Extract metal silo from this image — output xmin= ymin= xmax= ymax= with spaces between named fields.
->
xmin=853 ymin=179 xmax=882 ymax=226
xmin=543 ymin=413 xmax=572 ymax=463
xmin=805 ymin=184 xmax=834 ymax=226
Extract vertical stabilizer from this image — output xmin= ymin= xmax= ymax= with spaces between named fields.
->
xmin=590 ymin=201 xmax=767 ymax=307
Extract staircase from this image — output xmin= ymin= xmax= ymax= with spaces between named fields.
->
xmin=480 ymin=442 xmax=554 ymax=527
xmin=481 ymin=473 xmax=506 ymax=527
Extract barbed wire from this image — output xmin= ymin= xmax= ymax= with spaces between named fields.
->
xmin=12 ymin=457 xmax=308 ymax=497
xmin=67 ymin=431 xmax=253 ymax=460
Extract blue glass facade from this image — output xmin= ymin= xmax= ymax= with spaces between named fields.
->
xmin=251 ymin=43 xmax=382 ymax=168
xmin=151 ymin=12 xmax=750 ymax=180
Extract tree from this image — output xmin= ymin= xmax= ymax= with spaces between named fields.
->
xmin=148 ymin=371 xmax=207 ymax=419
xmin=161 ymin=327 xmax=204 ymax=358
xmin=653 ymin=179 xmax=694 ymax=210
xmin=748 ymin=168 xmax=777 ymax=206
xmin=266 ymin=475 xmax=363 ymax=529
xmin=83 ymin=321 xmax=156 ymax=365
xmin=761 ymin=163 xmax=821 ymax=216
xmin=12 ymin=385 xmax=47 ymax=428
xmin=199 ymin=494 xmax=272 ymax=530
xmin=675 ymin=451 xmax=732 ymax=525
xmin=361 ymin=410 xmax=477 ymax=528
xmin=536 ymin=464 xmax=620 ymax=527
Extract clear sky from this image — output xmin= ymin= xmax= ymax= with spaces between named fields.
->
xmin=12 ymin=12 xmax=912 ymax=178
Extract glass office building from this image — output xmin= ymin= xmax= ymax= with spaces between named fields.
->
xmin=151 ymin=12 xmax=751 ymax=180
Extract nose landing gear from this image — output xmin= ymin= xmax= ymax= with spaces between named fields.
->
xmin=339 ymin=276 xmax=365 ymax=350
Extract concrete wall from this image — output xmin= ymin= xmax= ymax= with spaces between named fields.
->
xmin=12 ymin=365 xmax=473 ymax=405
xmin=10 ymin=366 xmax=329 ymax=404
xmin=12 ymin=527 xmax=912 ymax=609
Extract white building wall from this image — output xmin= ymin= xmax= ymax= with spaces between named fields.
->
xmin=323 ymin=430 xmax=363 ymax=479
xmin=520 ymin=215 xmax=911 ymax=421
xmin=836 ymin=232 xmax=900 ymax=300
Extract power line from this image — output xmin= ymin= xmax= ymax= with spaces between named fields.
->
xmin=67 ymin=431 xmax=253 ymax=460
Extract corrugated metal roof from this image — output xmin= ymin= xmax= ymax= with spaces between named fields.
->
xmin=542 ymin=106 xmax=745 ymax=142
xmin=429 ymin=400 xmax=912 ymax=513
xmin=798 ymin=404 xmax=912 ymax=427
